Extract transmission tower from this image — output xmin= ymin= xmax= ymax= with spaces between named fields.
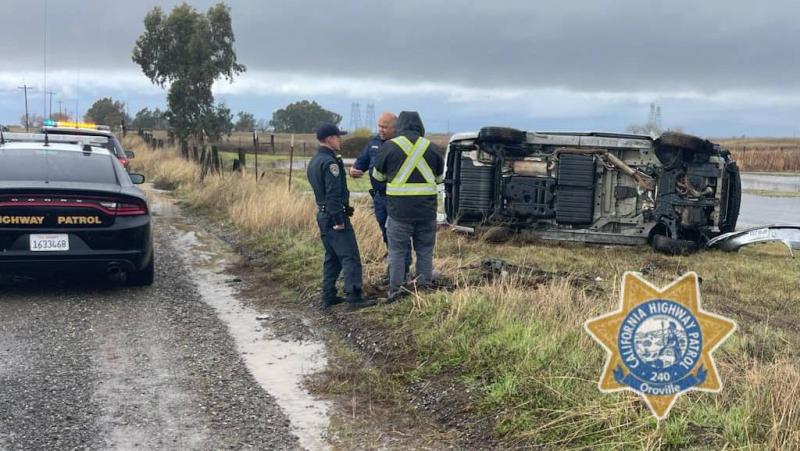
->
xmin=364 ymin=103 xmax=376 ymax=131
xmin=349 ymin=102 xmax=362 ymax=131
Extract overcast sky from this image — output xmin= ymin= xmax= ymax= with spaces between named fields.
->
xmin=1 ymin=0 xmax=798 ymax=136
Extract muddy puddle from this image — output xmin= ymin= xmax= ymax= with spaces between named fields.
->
xmin=148 ymin=186 xmax=331 ymax=451
xmin=739 ymin=173 xmax=800 ymax=227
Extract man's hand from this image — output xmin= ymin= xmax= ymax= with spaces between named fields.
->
xmin=349 ymin=166 xmax=365 ymax=178
xmin=331 ymin=212 xmax=346 ymax=231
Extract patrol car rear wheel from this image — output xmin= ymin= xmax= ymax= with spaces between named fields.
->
xmin=127 ymin=254 xmax=155 ymax=286
xmin=478 ymin=127 xmax=526 ymax=145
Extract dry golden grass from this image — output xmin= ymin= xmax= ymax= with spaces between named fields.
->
xmin=126 ymin=135 xmax=800 ymax=449
xmin=721 ymin=138 xmax=800 ymax=172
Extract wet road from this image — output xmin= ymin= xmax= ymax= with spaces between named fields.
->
xmin=0 ymin=189 xmax=329 ymax=450
xmin=739 ymin=173 xmax=800 ymax=227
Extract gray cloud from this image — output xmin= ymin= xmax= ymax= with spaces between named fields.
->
xmin=2 ymin=0 xmax=799 ymax=95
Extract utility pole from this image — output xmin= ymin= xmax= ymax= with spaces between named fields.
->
xmin=57 ymin=99 xmax=63 ymax=117
xmin=18 ymin=84 xmax=33 ymax=132
xmin=46 ymin=90 xmax=55 ymax=119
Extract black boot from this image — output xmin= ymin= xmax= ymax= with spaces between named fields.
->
xmin=345 ymin=298 xmax=377 ymax=311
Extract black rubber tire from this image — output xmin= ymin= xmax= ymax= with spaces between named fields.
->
xmin=651 ymin=234 xmax=698 ymax=255
xmin=480 ymin=226 xmax=514 ymax=243
xmin=656 ymin=132 xmax=712 ymax=153
xmin=719 ymin=162 xmax=741 ymax=233
xmin=127 ymin=254 xmax=155 ymax=286
xmin=478 ymin=127 xmax=526 ymax=145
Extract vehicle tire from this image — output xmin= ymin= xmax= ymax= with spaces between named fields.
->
xmin=481 ymin=226 xmax=514 ymax=243
xmin=478 ymin=127 xmax=526 ymax=145
xmin=127 ymin=254 xmax=155 ymax=286
xmin=719 ymin=162 xmax=741 ymax=233
xmin=651 ymin=234 xmax=698 ymax=255
xmin=655 ymin=132 xmax=712 ymax=153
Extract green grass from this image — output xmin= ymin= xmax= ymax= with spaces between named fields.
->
xmin=136 ymin=142 xmax=800 ymax=449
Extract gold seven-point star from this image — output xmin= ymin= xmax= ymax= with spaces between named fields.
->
xmin=584 ymin=272 xmax=736 ymax=420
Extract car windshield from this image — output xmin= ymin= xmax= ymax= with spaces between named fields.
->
xmin=43 ymin=129 xmax=121 ymax=155
xmin=0 ymin=148 xmax=118 ymax=184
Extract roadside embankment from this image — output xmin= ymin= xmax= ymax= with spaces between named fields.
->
xmin=127 ymin=136 xmax=800 ymax=449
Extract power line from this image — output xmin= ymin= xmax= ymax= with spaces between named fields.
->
xmin=349 ymin=102 xmax=361 ymax=131
xmin=43 ymin=0 xmax=48 ymax=119
xmin=46 ymin=90 xmax=55 ymax=119
xmin=364 ymin=103 xmax=375 ymax=132
xmin=18 ymin=84 xmax=34 ymax=132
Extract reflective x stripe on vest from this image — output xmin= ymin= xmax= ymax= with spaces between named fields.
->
xmin=386 ymin=136 xmax=437 ymax=196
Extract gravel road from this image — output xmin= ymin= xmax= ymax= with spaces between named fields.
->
xmin=0 ymin=195 xmax=305 ymax=450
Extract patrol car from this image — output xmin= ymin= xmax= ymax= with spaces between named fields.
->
xmin=42 ymin=120 xmax=135 ymax=169
xmin=0 ymin=132 xmax=154 ymax=285
xmin=443 ymin=127 xmax=741 ymax=254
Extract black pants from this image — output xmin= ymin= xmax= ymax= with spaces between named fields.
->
xmin=317 ymin=213 xmax=363 ymax=303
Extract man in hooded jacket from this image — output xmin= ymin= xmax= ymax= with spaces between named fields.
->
xmin=372 ymin=111 xmax=444 ymax=302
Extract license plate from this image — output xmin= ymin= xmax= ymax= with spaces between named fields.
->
xmin=30 ymin=234 xmax=70 ymax=252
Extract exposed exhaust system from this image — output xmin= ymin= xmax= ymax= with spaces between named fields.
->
xmin=106 ymin=263 xmax=126 ymax=282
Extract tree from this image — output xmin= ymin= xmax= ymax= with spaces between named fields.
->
xmin=270 ymin=100 xmax=342 ymax=133
xmin=20 ymin=114 xmax=44 ymax=129
xmin=132 ymin=2 xmax=245 ymax=142
xmin=85 ymin=97 xmax=130 ymax=126
xmin=51 ymin=112 xmax=70 ymax=122
xmin=132 ymin=107 xmax=169 ymax=130
xmin=234 ymin=111 xmax=256 ymax=132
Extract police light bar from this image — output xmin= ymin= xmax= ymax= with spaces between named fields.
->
xmin=1 ymin=132 xmax=109 ymax=146
xmin=43 ymin=119 xmax=109 ymax=130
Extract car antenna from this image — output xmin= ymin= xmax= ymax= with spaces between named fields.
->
xmin=43 ymin=128 xmax=49 ymax=147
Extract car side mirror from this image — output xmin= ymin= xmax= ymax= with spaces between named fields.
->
xmin=125 ymin=150 xmax=135 ymax=159
xmin=129 ymin=173 xmax=146 ymax=184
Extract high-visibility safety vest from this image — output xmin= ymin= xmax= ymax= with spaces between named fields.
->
xmin=375 ymin=136 xmax=441 ymax=196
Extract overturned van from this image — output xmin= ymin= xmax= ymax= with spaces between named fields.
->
xmin=443 ymin=128 xmax=741 ymax=254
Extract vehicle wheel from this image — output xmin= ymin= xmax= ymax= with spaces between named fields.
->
xmin=481 ymin=226 xmax=514 ymax=243
xmin=655 ymin=132 xmax=712 ymax=153
xmin=127 ymin=255 xmax=155 ymax=286
xmin=651 ymin=234 xmax=698 ymax=255
xmin=720 ymin=163 xmax=741 ymax=233
xmin=478 ymin=127 xmax=526 ymax=145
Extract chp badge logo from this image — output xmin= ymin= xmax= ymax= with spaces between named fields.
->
xmin=329 ymin=163 xmax=340 ymax=177
xmin=584 ymin=272 xmax=736 ymax=420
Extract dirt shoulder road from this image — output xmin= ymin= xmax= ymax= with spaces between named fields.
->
xmin=0 ymin=190 xmax=306 ymax=450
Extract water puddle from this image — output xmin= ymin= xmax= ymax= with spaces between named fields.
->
xmin=739 ymin=173 xmax=800 ymax=227
xmin=149 ymin=188 xmax=331 ymax=451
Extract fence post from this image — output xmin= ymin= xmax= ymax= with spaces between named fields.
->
xmin=289 ymin=135 xmax=295 ymax=191
xmin=238 ymin=147 xmax=246 ymax=168
xmin=211 ymin=146 xmax=221 ymax=174
xmin=270 ymin=134 xmax=275 ymax=154
xmin=253 ymin=131 xmax=259 ymax=181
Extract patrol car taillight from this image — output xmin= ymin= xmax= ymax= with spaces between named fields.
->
xmin=115 ymin=202 xmax=148 ymax=216
xmin=0 ymin=195 xmax=147 ymax=216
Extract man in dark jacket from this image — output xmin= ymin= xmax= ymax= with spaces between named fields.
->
xmin=307 ymin=123 xmax=376 ymax=311
xmin=350 ymin=112 xmax=412 ymax=278
xmin=372 ymin=112 xmax=444 ymax=302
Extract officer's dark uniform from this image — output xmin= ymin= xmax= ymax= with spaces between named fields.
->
xmin=307 ymin=127 xmax=365 ymax=308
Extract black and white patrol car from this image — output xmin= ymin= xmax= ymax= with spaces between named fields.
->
xmin=42 ymin=121 xmax=135 ymax=170
xmin=0 ymin=132 xmax=153 ymax=285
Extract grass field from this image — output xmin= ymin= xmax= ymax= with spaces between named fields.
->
xmin=127 ymin=136 xmax=800 ymax=449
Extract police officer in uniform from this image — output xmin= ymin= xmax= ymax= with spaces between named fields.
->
xmin=307 ymin=123 xmax=376 ymax=311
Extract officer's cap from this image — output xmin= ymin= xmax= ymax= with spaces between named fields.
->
xmin=316 ymin=123 xmax=348 ymax=141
